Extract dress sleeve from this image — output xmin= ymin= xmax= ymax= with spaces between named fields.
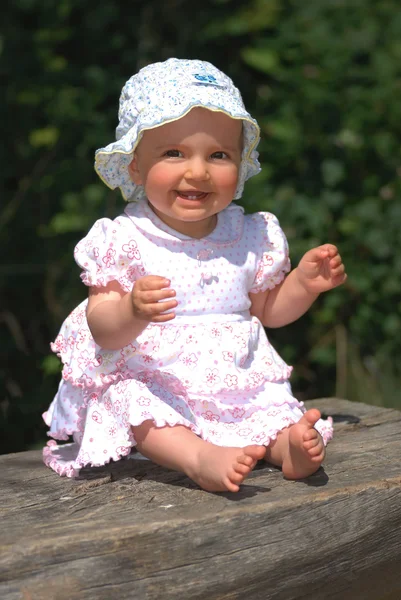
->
xmin=73 ymin=215 xmax=145 ymax=292
xmin=249 ymin=212 xmax=291 ymax=293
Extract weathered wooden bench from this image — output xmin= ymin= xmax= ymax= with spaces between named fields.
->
xmin=1 ymin=398 xmax=400 ymax=600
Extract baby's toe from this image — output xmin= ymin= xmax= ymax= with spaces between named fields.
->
xmin=303 ymin=436 xmax=319 ymax=450
xmin=229 ymin=469 xmax=245 ymax=485
xmin=303 ymin=428 xmax=319 ymax=442
xmin=233 ymin=462 xmax=251 ymax=476
xmin=308 ymin=444 xmax=325 ymax=458
xmin=238 ymin=454 xmax=255 ymax=468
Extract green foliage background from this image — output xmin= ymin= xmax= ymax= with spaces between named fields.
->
xmin=2 ymin=0 xmax=401 ymax=455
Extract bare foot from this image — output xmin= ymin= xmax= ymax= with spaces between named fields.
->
xmin=188 ymin=444 xmax=266 ymax=493
xmin=281 ymin=409 xmax=325 ymax=479
xmin=132 ymin=421 xmax=266 ymax=493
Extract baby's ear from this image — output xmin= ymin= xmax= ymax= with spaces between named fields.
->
xmin=128 ymin=155 xmax=142 ymax=185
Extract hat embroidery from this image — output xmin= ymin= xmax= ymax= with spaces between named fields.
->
xmin=193 ymin=73 xmax=226 ymax=88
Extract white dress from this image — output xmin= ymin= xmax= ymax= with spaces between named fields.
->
xmin=43 ymin=200 xmax=333 ymax=477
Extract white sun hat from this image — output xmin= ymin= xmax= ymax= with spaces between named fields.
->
xmin=95 ymin=58 xmax=261 ymax=201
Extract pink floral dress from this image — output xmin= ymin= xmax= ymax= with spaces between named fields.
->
xmin=43 ymin=200 xmax=333 ymax=477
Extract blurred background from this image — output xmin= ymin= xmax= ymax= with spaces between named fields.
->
xmin=2 ymin=0 xmax=401 ymax=456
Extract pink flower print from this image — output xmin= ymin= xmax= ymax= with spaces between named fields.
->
xmin=254 ymin=265 xmax=264 ymax=285
xmin=210 ymin=327 xmax=221 ymax=338
xmin=62 ymin=366 xmax=73 ymax=381
xmin=117 ymin=379 xmax=130 ymax=393
xmin=262 ymin=253 xmax=274 ymax=267
xmin=201 ymin=410 xmax=220 ymax=422
xmin=222 ymin=351 xmax=233 ymax=362
xmin=113 ymin=400 xmax=122 ymax=415
xmin=102 ymin=247 xmax=116 ymax=268
xmin=76 ymin=330 xmax=89 ymax=349
xmin=188 ymin=400 xmax=196 ymax=409
xmin=137 ymin=396 xmax=151 ymax=406
xmin=250 ymin=371 xmax=264 ymax=385
xmin=100 ymin=372 xmax=115 ymax=385
xmin=266 ymin=407 xmax=281 ymax=418
xmin=175 ymin=406 xmax=185 ymax=417
xmin=107 ymin=426 xmax=117 ymax=437
xmin=181 ymin=353 xmax=198 ymax=370
xmin=224 ymin=374 xmax=238 ymax=388
xmin=67 ymin=335 xmax=76 ymax=349
xmin=224 ymin=421 xmax=239 ymax=430
xmin=204 ymin=368 xmax=221 ymax=387
xmin=186 ymin=334 xmax=195 ymax=344
xmin=116 ymin=445 xmax=131 ymax=457
xmin=92 ymin=411 xmax=102 ymax=424
xmin=52 ymin=334 xmax=67 ymax=355
xmin=77 ymin=350 xmax=94 ymax=371
xmin=120 ymin=343 xmax=137 ymax=360
xmin=88 ymin=392 xmax=99 ymax=405
xmin=137 ymin=371 xmax=153 ymax=388
xmin=122 ymin=240 xmax=141 ymax=260
xmin=76 ymin=451 xmax=91 ymax=467
xmin=142 ymin=354 xmax=153 ymax=364
xmin=116 ymin=358 xmax=126 ymax=370
xmin=251 ymin=431 xmax=268 ymax=444
xmin=222 ymin=324 xmax=233 ymax=333
xmin=121 ymin=411 xmax=130 ymax=426
xmin=229 ymin=406 xmax=246 ymax=419
xmin=234 ymin=335 xmax=247 ymax=349
xmin=104 ymin=398 xmax=112 ymax=414
xmin=78 ymin=373 xmax=94 ymax=388
xmin=238 ymin=427 xmax=253 ymax=437
xmin=126 ymin=265 xmax=138 ymax=282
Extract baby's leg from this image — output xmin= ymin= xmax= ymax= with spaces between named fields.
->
xmin=265 ymin=409 xmax=325 ymax=479
xmin=132 ymin=421 xmax=266 ymax=492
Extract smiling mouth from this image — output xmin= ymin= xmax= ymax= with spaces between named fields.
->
xmin=176 ymin=190 xmax=208 ymax=200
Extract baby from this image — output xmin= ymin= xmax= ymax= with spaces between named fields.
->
xmin=43 ymin=58 xmax=346 ymax=492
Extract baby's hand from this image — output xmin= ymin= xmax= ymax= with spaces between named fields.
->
xmin=131 ymin=275 xmax=177 ymax=322
xmin=296 ymin=244 xmax=347 ymax=294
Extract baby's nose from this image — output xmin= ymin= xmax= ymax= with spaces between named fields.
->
xmin=185 ymin=158 xmax=210 ymax=181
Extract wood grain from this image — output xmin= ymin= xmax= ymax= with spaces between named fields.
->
xmin=1 ymin=399 xmax=400 ymax=600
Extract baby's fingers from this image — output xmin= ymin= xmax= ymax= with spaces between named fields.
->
xmin=139 ymin=288 xmax=176 ymax=304
xmin=329 ymin=254 xmax=343 ymax=269
xmin=136 ymin=298 xmax=178 ymax=320
xmin=135 ymin=275 xmax=171 ymax=291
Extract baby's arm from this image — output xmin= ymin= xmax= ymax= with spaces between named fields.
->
xmin=87 ymin=276 xmax=177 ymax=350
xmin=250 ymin=244 xmax=346 ymax=328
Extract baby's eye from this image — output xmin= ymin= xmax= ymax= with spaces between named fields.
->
xmin=164 ymin=149 xmax=182 ymax=158
xmin=211 ymin=151 xmax=228 ymax=159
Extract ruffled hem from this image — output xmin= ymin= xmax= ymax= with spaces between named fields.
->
xmin=43 ymin=404 xmax=334 ymax=478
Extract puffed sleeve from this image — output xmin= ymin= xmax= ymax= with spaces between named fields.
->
xmin=74 ymin=215 xmax=145 ymax=291
xmin=249 ymin=212 xmax=291 ymax=293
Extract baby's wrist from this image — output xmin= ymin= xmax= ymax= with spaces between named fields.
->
xmin=294 ymin=268 xmax=320 ymax=297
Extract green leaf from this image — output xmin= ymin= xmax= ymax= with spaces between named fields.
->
xmin=29 ymin=127 xmax=59 ymax=148
xmin=241 ymin=47 xmax=279 ymax=74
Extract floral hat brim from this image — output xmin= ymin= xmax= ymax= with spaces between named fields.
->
xmin=95 ymin=58 xmax=261 ymax=201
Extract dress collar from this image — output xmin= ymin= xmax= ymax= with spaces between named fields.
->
xmin=124 ymin=199 xmax=244 ymax=246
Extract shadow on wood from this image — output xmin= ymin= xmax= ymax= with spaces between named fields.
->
xmin=1 ymin=399 xmax=400 ymax=600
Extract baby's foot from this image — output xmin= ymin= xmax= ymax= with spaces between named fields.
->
xmin=188 ymin=444 xmax=266 ymax=493
xmin=282 ymin=409 xmax=325 ymax=479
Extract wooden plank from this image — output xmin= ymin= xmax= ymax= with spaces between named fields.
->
xmin=1 ymin=399 xmax=400 ymax=600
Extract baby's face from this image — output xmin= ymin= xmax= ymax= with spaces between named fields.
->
xmin=128 ymin=107 xmax=242 ymax=238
